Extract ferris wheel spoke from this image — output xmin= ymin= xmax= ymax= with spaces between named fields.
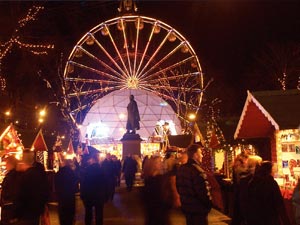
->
xmin=140 ymin=86 xmax=193 ymax=110
xmin=138 ymin=42 xmax=184 ymax=80
xmin=78 ymin=44 xmax=124 ymax=79
xmin=133 ymin=18 xmax=142 ymax=77
xmin=146 ymin=71 xmax=200 ymax=82
xmin=105 ymin=24 xmax=131 ymax=77
xmin=120 ymin=20 xmax=133 ymax=76
xmin=92 ymin=32 xmax=129 ymax=79
xmin=140 ymin=55 xmax=195 ymax=82
xmin=67 ymin=85 xmax=123 ymax=98
xmin=65 ymin=77 xmax=123 ymax=87
xmin=136 ymin=30 xmax=171 ymax=79
xmin=69 ymin=61 xmax=124 ymax=82
xmin=135 ymin=21 xmax=156 ymax=77
xmin=141 ymin=82 xmax=201 ymax=93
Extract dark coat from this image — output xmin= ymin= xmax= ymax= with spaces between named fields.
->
xmin=122 ymin=157 xmax=137 ymax=176
xmin=0 ymin=169 xmax=20 ymax=222
xmin=15 ymin=166 xmax=49 ymax=220
xmin=143 ymin=174 xmax=172 ymax=225
xmin=176 ymin=159 xmax=212 ymax=215
xmin=247 ymin=175 xmax=291 ymax=225
xmin=80 ymin=163 xmax=108 ymax=204
xmin=55 ymin=166 xmax=78 ymax=203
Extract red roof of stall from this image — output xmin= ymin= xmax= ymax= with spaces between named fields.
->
xmin=31 ymin=129 xmax=48 ymax=152
xmin=234 ymin=89 xmax=300 ymax=139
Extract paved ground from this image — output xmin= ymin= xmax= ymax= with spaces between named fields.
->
xmin=49 ymin=184 xmax=231 ymax=225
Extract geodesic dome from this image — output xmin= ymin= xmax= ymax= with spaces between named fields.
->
xmin=80 ymin=89 xmax=182 ymax=141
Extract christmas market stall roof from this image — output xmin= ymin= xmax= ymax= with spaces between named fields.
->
xmin=19 ymin=129 xmax=57 ymax=151
xmin=234 ymin=89 xmax=300 ymax=139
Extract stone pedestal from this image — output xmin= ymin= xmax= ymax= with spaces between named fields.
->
xmin=121 ymin=133 xmax=142 ymax=159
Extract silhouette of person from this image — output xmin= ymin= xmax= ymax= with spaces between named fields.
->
xmin=80 ymin=153 xmax=108 ymax=225
xmin=126 ymin=94 xmax=140 ymax=134
xmin=55 ymin=157 xmax=78 ymax=225
xmin=122 ymin=155 xmax=137 ymax=191
xmin=0 ymin=155 xmax=20 ymax=225
xmin=15 ymin=150 xmax=49 ymax=225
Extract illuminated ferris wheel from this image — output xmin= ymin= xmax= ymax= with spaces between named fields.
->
xmin=63 ymin=6 xmax=204 ymax=128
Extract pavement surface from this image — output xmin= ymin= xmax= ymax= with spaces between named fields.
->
xmin=49 ymin=183 xmax=231 ymax=225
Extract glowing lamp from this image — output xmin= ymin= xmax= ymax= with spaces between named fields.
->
xmin=188 ymin=113 xmax=196 ymax=121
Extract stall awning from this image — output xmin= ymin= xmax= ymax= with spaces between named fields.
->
xmin=234 ymin=89 xmax=300 ymax=139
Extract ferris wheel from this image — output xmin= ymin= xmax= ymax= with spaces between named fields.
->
xmin=63 ymin=11 xmax=204 ymax=127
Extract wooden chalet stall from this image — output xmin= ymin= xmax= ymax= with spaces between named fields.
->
xmin=235 ymin=89 xmax=300 ymax=186
xmin=234 ymin=89 xmax=300 ymax=225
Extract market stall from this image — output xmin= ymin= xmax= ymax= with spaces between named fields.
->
xmin=235 ymin=89 xmax=300 ymax=225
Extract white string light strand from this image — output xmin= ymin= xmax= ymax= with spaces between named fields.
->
xmin=0 ymin=5 xmax=54 ymax=91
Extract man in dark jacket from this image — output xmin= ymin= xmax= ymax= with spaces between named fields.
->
xmin=176 ymin=144 xmax=212 ymax=225
xmin=80 ymin=153 xmax=108 ymax=225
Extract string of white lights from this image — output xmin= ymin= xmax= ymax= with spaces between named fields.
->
xmin=0 ymin=5 xmax=54 ymax=91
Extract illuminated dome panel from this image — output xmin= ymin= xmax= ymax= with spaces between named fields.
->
xmin=80 ymin=89 xmax=182 ymax=141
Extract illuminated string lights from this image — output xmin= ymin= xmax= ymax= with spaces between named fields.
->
xmin=278 ymin=72 xmax=287 ymax=91
xmin=0 ymin=5 xmax=54 ymax=91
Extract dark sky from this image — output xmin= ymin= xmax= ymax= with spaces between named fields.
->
xmin=1 ymin=0 xmax=300 ymax=127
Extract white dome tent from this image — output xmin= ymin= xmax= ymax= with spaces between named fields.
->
xmin=80 ymin=89 xmax=182 ymax=142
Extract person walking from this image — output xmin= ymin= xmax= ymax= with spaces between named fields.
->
xmin=142 ymin=156 xmax=173 ymax=225
xmin=101 ymin=154 xmax=116 ymax=201
xmin=15 ymin=150 xmax=49 ymax=225
xmin=0 ymin=156 xmax=20 ymax=225
xmin=176 ymin=144 xmax=212 ymax=225
xmin=122 ymin=155 xmax=138 ymax=191
xmin=80 ymin=153 xmax=108 ymax=225
xmin=55 ymin=157 xmax=78 ymax=225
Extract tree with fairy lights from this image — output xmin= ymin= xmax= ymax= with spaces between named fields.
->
xmin=250 ymin=42 xmax=300 ymax=91
xmin=0 ymin=5 xmax=54 ymax=91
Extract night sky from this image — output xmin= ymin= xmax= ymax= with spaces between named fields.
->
xmin=1 ymin=0 xmax=300 ymax=132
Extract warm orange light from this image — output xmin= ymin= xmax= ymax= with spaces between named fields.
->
xmin=39 ymin=109 xmax=46 ymax=117
xmin=188 ymin=113 xmax=196 ymax=121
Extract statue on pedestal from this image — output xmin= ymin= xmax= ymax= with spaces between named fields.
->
xmin=126 ymin=94 xmax=140 ymax=134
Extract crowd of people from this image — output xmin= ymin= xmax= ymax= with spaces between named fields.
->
xmin=231 ymin=152 xmax=292 ymax=225
xmin=1 ymin=145 xmax=296 ymax=225
xmin=0 ymin=144 xmax=213 ymax=225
